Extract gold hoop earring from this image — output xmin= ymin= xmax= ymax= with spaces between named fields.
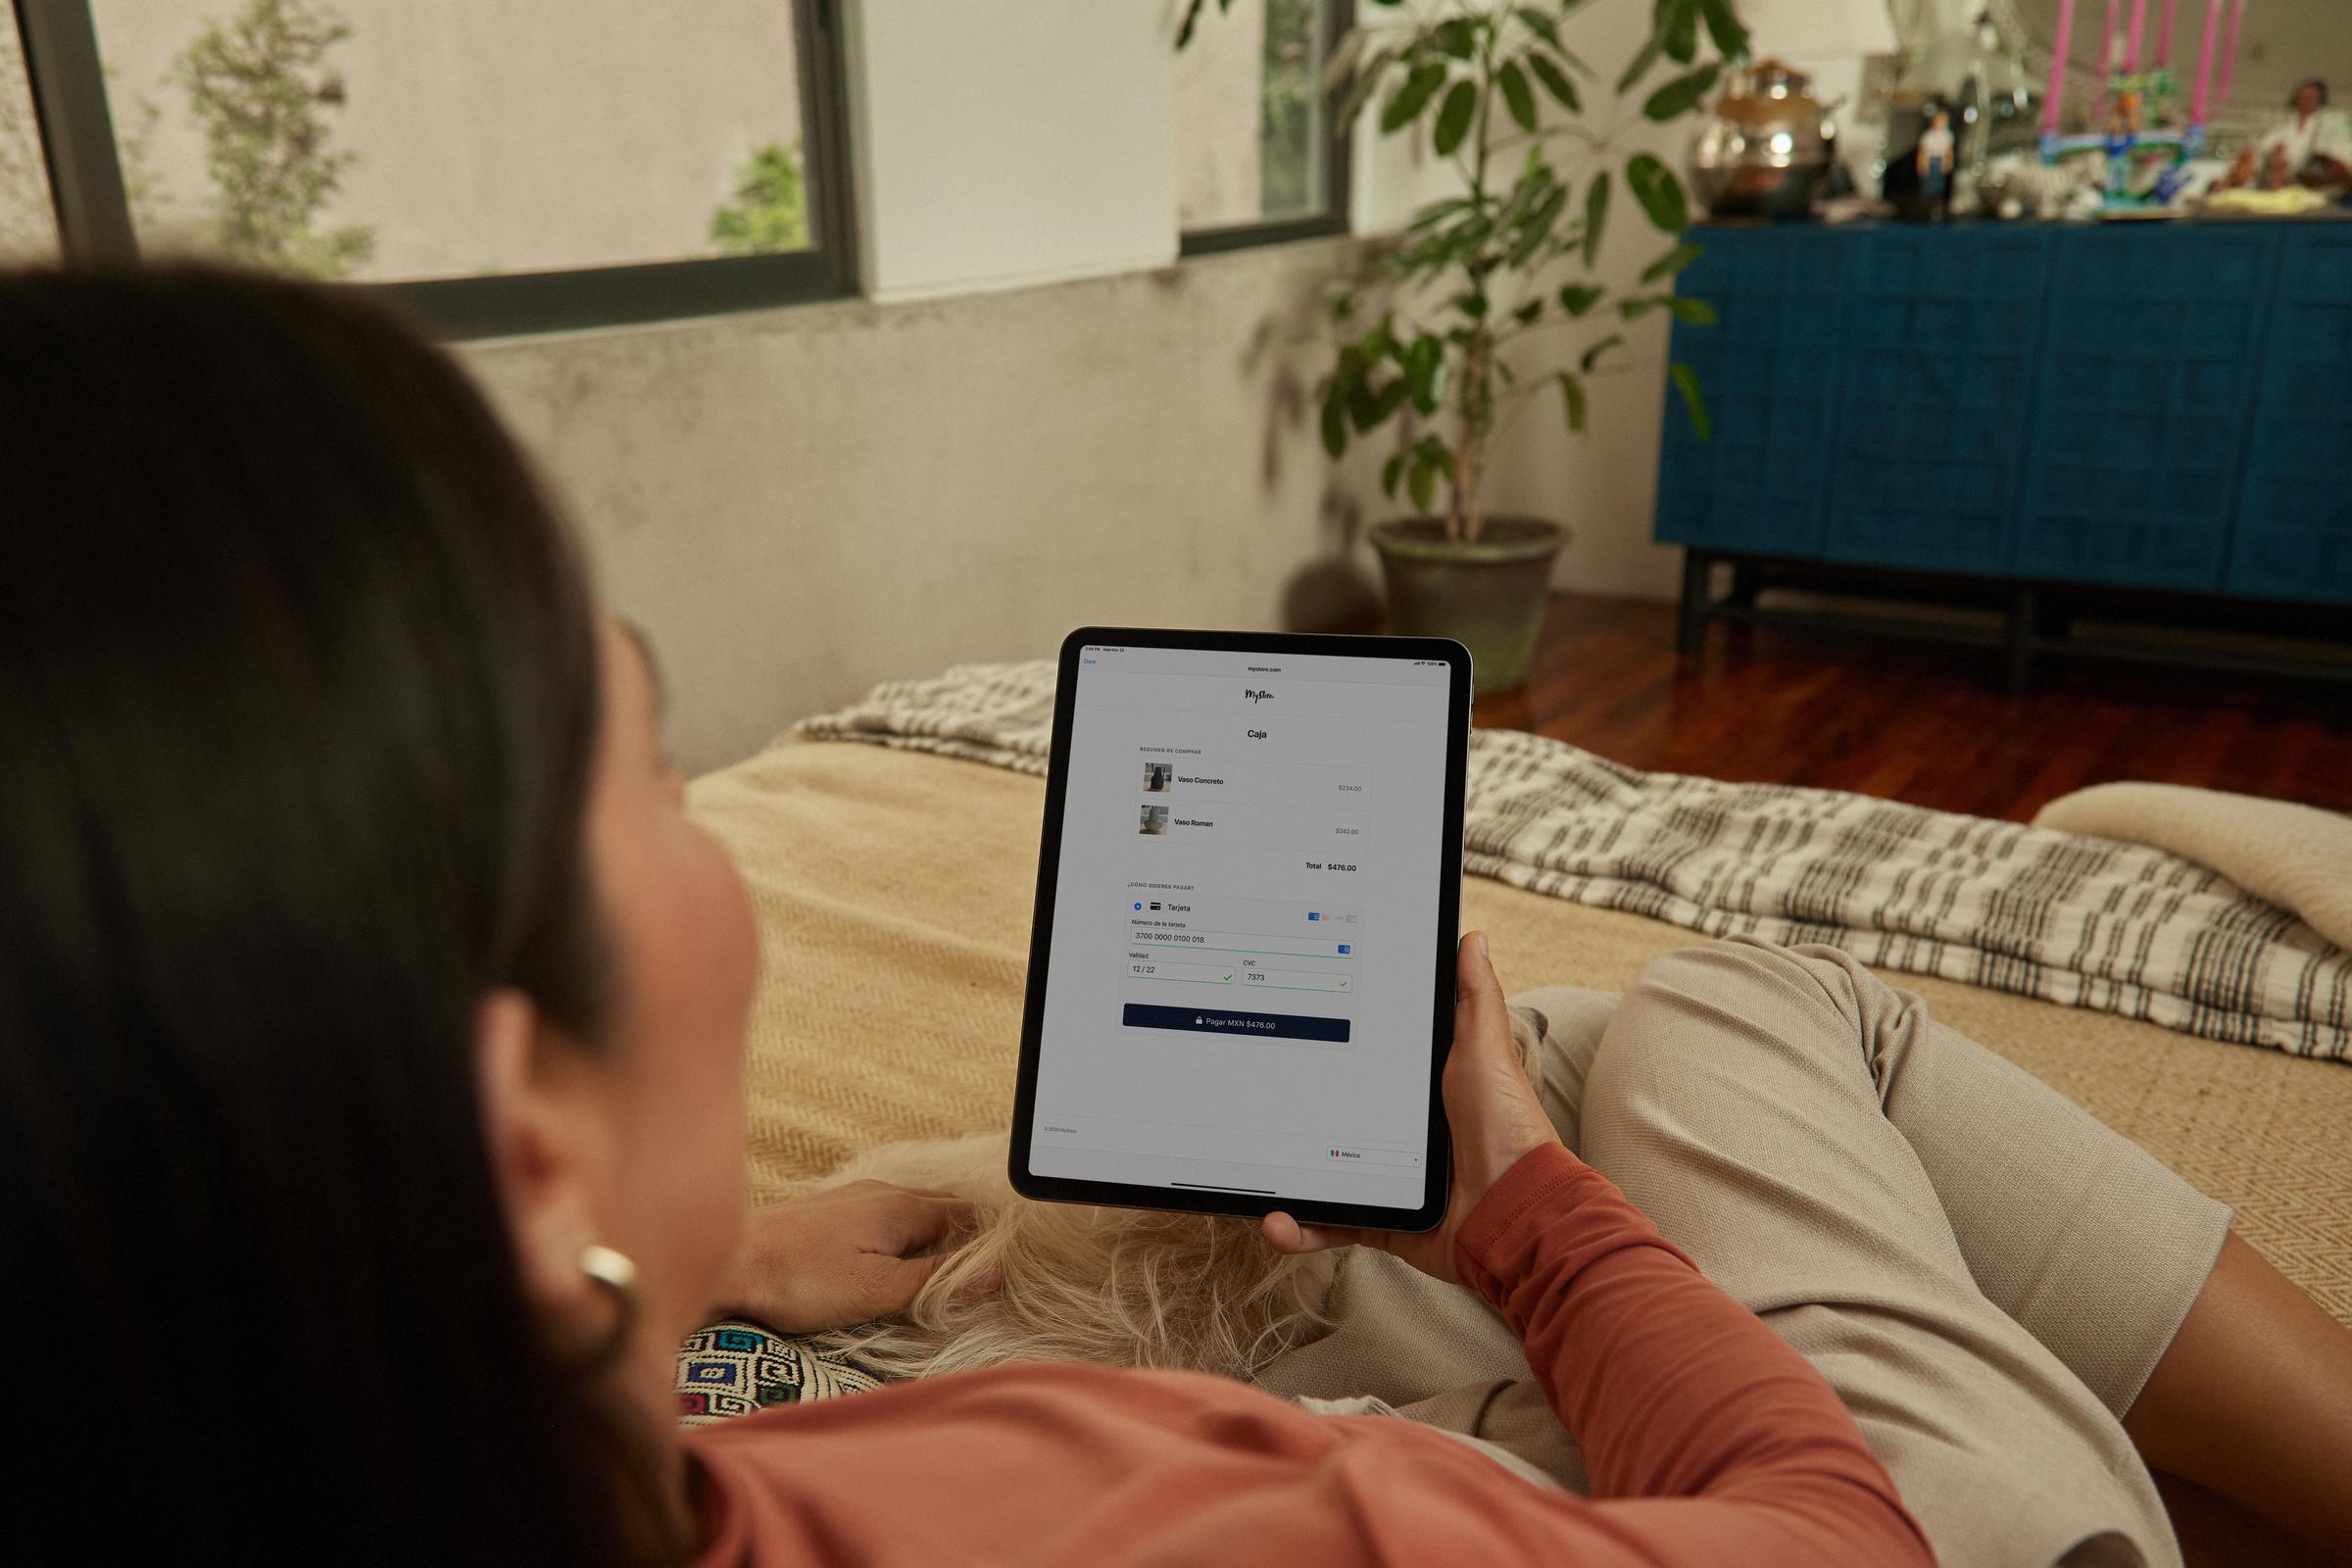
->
xmin=577 ymin=1243 xmax=640 ymax=1369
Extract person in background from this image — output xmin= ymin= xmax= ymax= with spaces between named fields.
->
xmin=2225 ymin=79 xmax=2351 ymax=192
xmin=1916 ymin=106 xmax=1956 ymax=220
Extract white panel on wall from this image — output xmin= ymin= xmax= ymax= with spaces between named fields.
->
xmin=848 ymin=0 xmax=1180 ymax=301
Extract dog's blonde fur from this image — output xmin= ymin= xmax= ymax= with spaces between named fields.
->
xmin=802 ymin=1135 xmax=1338 ymax=1381
xmin=800 ymin=1008 xmax=1549 ymax=1384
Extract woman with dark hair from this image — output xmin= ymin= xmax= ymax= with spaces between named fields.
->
xmin=3 ymin=270 xmax=2349 ymax=1566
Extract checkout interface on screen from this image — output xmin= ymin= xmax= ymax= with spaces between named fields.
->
xmin=1028 ymin=644 xmax=1455 ymax=1209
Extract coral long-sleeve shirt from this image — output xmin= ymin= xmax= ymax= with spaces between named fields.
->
xmin=688 ymin=1144 xmax=1934 ymax=1567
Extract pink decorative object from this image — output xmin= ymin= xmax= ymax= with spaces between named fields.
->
xmin=2217 ymin=0 xmax=2246 ymax=112
xmin=2091 ymin=0 xmax=2114 ymax=124
xmin=2045 ymin=0 xmax=2078 ymax=135
xmin=2156 ymin=0 xmax=2179 ymax=67
xmin=2190 ymin=0 xmax=2222 ymax=123
xmin=2125 ymin=0 xmax=2147 ymax=72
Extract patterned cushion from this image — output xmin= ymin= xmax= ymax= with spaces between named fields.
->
xmin=674 ymin=1320 xmax=887 ymax=1427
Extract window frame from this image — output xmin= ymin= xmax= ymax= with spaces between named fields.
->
xmin=10 ymin=0 xmax=858 ymax=338
xmin=1178 ymin=0 xmax=1354 ymax=259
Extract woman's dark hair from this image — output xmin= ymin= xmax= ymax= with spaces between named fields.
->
xmin=0 ymin=270 xmax=669 ymax=1560
xmin=2294 ymin=78 xmax=2328 ymax=106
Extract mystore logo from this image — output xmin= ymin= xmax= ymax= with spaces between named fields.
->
xmin=1245 ymin=688 xmax=1274 ymax=703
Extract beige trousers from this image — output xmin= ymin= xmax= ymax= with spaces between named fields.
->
xmin=1255 ymin=937 xmax=2231 ymax=1568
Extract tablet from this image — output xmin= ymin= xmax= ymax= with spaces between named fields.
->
xmin=1008 ymin=627 xmax=1471 ymax=1233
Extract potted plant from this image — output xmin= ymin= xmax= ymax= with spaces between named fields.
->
xmin=1314 ymin=0 xmax=1745 ymax=689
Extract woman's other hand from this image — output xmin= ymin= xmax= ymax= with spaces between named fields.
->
xmin=1261 ymin=932 xmax=1562 ymax=1285
xmin=710 ymin=1180 xmax=977 ymax=1333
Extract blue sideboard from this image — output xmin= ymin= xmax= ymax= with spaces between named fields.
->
xmin=1657 ymin=220 xmax=2352 ymax=681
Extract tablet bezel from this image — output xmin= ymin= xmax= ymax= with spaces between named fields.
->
xmin=1006 ymin=625 xmax=1471 ymax=1234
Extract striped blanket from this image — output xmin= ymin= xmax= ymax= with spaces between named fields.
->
xmin=797 ymin=662 xmax=2351 ymax=1062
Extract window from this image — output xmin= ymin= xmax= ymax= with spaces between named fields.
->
xmin=15 ymin=0 xmax=855 ymax=335
xmin=1179 ymin=0 xmax=1350 ymax=254
xmin=2 ymin=8 xmax=59 ymax=260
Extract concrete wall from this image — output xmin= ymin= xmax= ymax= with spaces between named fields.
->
xmin=455 ymin=0 xmax=1714 ymax=774
xmin=462 ymin=238 xmax=1396 ymax=774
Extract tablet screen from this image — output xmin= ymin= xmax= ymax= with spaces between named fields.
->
xmin=1019 ymin=636 xmax=1463 ymax=1217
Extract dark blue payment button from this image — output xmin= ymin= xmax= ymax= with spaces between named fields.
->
xmin=1122 ymin=1003 xmax=1350 ymax=1043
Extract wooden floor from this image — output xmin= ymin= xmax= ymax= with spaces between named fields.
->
xmin=1472 ymin=595 xmax=2352 ymax=822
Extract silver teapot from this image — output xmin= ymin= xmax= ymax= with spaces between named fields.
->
xmin=1690 ymin=59 xmax=1836 ymax=220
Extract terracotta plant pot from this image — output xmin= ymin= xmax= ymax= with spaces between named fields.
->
xmin=1369 ymin=516 xmax=1567 ymax=693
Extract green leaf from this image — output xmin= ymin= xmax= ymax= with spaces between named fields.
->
xmin=1642 ymin=63 xmax=1719 ymax=122
xmin=1582 ymin=169 xmax=1610 ymax=267
xmin=1640 ymin=240 xmax=1701 ymax=283
xmin=1404 ymin=334 xmax=1445 ymax=415
xmin=1451 ymin=292 xmax=1488 ymax=319
xmin=1431 ymin=17 xmax=1479 ymax=59
xmin=1615 ymin=36 xmax=1661 ymax=95
xmin=1432 ymin=79 xmax=1479 ymax=156
xmin=1625 ymin=152 xmax=1690 ymax=232
xmin=1407 ymin=447 xmax=1439 ymax=514
xmin=1507 ymin=184 xmax=1569 ymax=267
xmin=1326 ymin=285 xmax=1358 ymax=322
xmin=1549 ymin=41 xmax=1595 ymax=77
xmin=1381 ymin=63 xmax=1447 ymax=133
xmin=1513 ymin=299 xmax=1544 ymax=324
xmin=1175 ymin=0 xmax=1227 ymax=51
xmin=1320 ymin=380 xmax=1348 ymax=459
xmin=1666 ymin=296 xmax=1717 ymax=325
xmin=1662 ymin=0 xmax=1699 ymax=63
xmin=1557 ymin=282 xmax=1604 ymax=316
xmin=1494 ymin=159 xmax=1551 ymax=230
xmin=1497 ymin=62 xmax=1538 ymax=132
xmin=1619 ymin=298 xmax=1662 ymax=319
xmin=1695 ymin=0 xmax=1750 ymax=62
xmin=1333 ymin=45 xmax=1399 ymax=127
xmin=1381 ymin=450 xmax=1408 ymax=497
xmin=1405 ymin=194 xmax=1473 ymax=231
xmin=1515 ymin=7 xmax=1564 ymax=49
xmin=1670 ymin=360 xmax=1711 ymax=440
xmin=1557 ymin=371 xmax=1588 ymax=432
xmin=1527 ymin=52 xmax=1582 ymax=114
xmin=1580 ymin=332 xmax=1625 ymax=372
xmin=1319 ymin=25 xmax=1366 ymax=92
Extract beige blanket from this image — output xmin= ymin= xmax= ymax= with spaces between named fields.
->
xmin=692 ymin=741 xmax=2352 ymax=1328
xmin=2037 ymin=783 xmax=2352 ymax=954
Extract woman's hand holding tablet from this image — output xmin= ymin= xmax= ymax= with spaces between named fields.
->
xmin=1262 ymin=931 xmax=1562 ymax=1276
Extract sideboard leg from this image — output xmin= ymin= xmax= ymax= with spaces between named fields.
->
xmin=1726 ymin=561 xmax=1763 ymax=610
xmin=2004 ymin=586 xmax=2037 ymax=696
xmin=1679 ymin=551 xmax=1714 ymax=659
